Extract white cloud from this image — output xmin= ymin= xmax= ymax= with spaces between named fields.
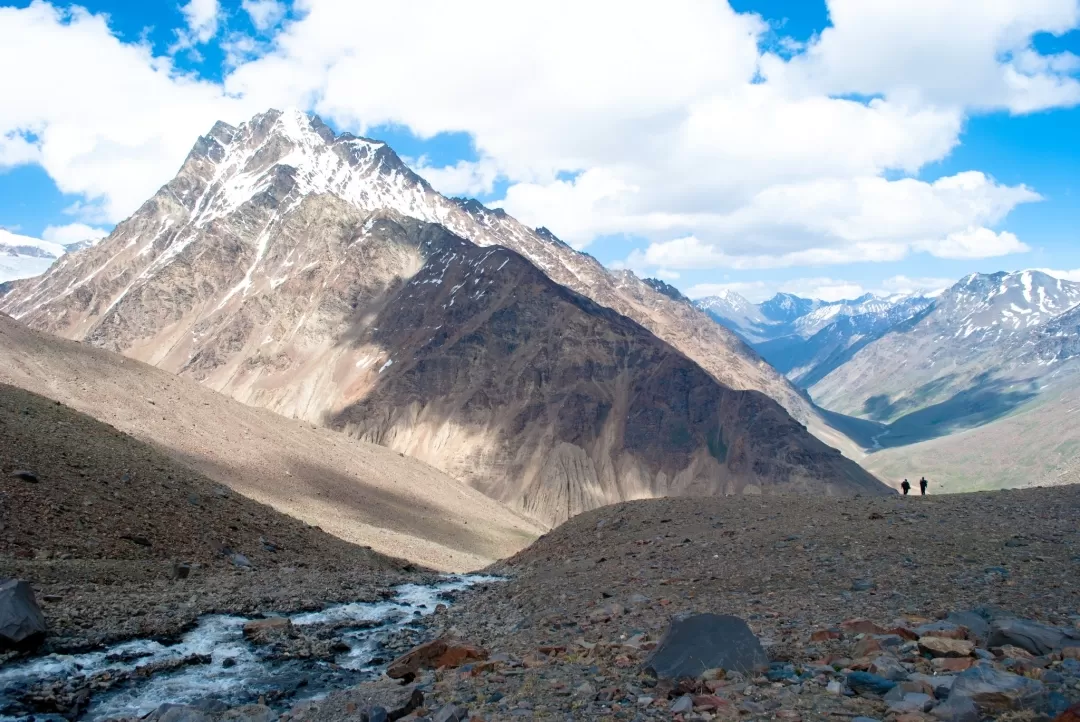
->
xmin=42 ymin=222 xmax=110 ymax=245
xmin=914 ymin=227 xmax=1030 ymax=259
xmin=0 ymin=131 xmax=41 ymax=167
xmin=617 ymin=172 xmax=1040 ymax=270
xmin=0 ymin=3 xmax=255 ymax=224
xmin=654 ymin=269 xmax=680 ymax=281
xmin=1034 ymin=267 xmax=1080 ymax=282
xmin=177 ymin=0 xmax=221 ymax=46
xmin=241 ymin=0 xmax=285 ymax=32
xmin=686 ymin=274 xmax=957 ymax=303
xmin=412 ymin=157 xmax=501 ymax=197
xmin=2 ymin=0 xmax=1077 ymax=276
xmin=762 ymin=0 xmax=1080 ymax=114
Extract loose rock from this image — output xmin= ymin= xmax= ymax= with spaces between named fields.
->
xmin=0 ymin=578 xmax=47 ymax=649
xmin=643 ymin=613 xmax=769 ymax=679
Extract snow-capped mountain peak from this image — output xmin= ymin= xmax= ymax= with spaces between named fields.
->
xmin=941 ymin=270 xmax=1080 ymax=339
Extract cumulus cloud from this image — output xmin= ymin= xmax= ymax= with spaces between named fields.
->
xmin=241 ymin=0 xmax=286 ymax=32
xmin=1034 ymin=267 xmax=1080 ymax=282
xmin=762 ymin=0 xmax=1080 ymax=113
xmin=411 ymin=157 xmax=501 ymax=198
xmin=176 ymin=0 xmax=221 ymax=46
xmin=686 ymin=275 xmax=957 ymax=303
xmin=1 ymin=0 xmax=1077 ymax=274
xmin=0 ymin=131 xmax=40 ymax=167
xmin=0 ymin=2 xmax=254 ymax=223
xmin=42 ymin=222 xmax=110 ymax=245
xmin=617 ymin=172 xmax=1041 ymax=270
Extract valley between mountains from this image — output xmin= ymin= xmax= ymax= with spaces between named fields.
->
xmin=2 ymin=108 xmax=1079 ymax=722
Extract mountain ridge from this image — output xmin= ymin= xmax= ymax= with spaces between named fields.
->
xmin=0 ymin=109 xmax=889 ymax=526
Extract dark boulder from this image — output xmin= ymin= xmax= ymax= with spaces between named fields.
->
xmin=988 ymin=618 xmax=1080 ymax=656
xmin=643 ymin=613 xmax=768 ymax=679
xmin=0 ymin=578 xmax=47 ymax=650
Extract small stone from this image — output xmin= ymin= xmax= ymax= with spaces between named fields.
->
xmin=887 ymin=692 xmax=933 ymax=714
xmin=870 ymin=654 xmax=909 ymax=681
xmin=811 ymin=629 xmax=841 ymax=642
xmin=847 ymin=671 xmax=898 ymax=696
xmin=431 ymin=703 xmax=469 ymax=722
xmin=918 ymin=637 xmax=975 ymax=658
xmin=854 ymin=637 xmax=883 ymax=658
xmin=387 ymin=639 xmax=488 ymax=680
xmin=229 ymin=553 xmax=251 ymax=568
xmin=843 ymin=619 xmax=890 ymax=635
xmin=827 ymin=680 xmax=844 ymax=695
xmin=10 ymin=470 xmax=38 ymax=483
xmin=242 ymin=617 xmax=293 ymax=643
xmin=930 ymin=694 xmax=980 ymax=722
xmin=121 ymin=534 xmax=152 ymax=547
xmin=669 ymin=695 xmax=693 ymax=713
xmin=995 ymin=644 xmax=1035 ymax=660
xmin=172 ymin=562 xmax=191 ymax=580
xmin=933 ymin=657 xmax=974 ymax=672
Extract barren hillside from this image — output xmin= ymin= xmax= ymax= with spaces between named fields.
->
xmin=0 ymin=313 xmax=542 ymax=572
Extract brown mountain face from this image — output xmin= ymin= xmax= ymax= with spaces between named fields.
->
xmin=0 ymin=109 xmax=887 ymax=525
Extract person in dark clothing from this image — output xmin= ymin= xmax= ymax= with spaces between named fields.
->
xmin=919 ymin=477 xmax=928 ymax=495
xmin=901 ymin=479 xmax=910 ymax=495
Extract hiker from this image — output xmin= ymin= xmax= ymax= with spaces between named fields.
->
xmin=920 ymin=477 xmax=928 ymax=495
xmin=901 ymin=479 xmax=910 ymax=495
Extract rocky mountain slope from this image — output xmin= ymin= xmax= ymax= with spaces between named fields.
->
xmin=0 ymin=109 xmax=885 ymax=525
xmin=0 ymin=312 xmax=542 ymax=572
xmin=0 ymin=109 xmax=847 ymax=446
xmin=811 ymin=271 xmax=1080 ymax=425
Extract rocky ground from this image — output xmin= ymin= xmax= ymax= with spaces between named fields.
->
xmin=355 ymin=487 xmax=1080 ymax=721
xmin=5 ymin=406 xmax=1080 ymax=721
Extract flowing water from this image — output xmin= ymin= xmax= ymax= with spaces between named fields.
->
xmin=0 ymin=575 xmax=502 ymax=721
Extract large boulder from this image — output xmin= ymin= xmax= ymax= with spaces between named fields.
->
xmin=643 ymin=613 xmax=769 ymax=680
xmin=0 ymin=578 xmax=46 ymax=649
xmin=950 ymin=664 xmax=1046 ymax=713
xmin=988 ymin=618 xmax=1080 ymax=656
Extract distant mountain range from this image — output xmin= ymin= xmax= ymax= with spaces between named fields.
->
xmin=0 ymin=229 xmax=101 ymax=283
xmin=694 ymin=272 xmax=1080 ymax=491
xmin=696 ymin=288 xmax=936 ymax=388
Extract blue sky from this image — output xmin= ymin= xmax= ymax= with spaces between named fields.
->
xmin=1 ymin=0 xmax=1079 ymax=300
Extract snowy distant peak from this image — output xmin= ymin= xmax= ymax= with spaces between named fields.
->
xmin=696 ymin=289 xmax=755 ymax=314
xmin=759 ymin=293 xmax=821 ymax=323
xmin=936 ymin=269 xmax=1080 ymax=338
xmin=0 ymin=229 xmax=70 ymax=283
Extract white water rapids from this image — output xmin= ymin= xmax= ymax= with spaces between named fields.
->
xmin=0 ymin=575 xmax=502 ymax=721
